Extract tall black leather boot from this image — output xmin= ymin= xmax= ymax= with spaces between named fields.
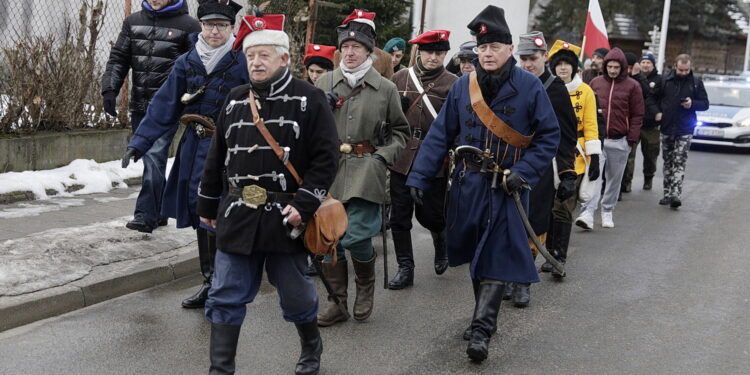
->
xmin=388 ymin=231 xmax=414 ymax=290
xmin=512 ymin=283 xmax=530 ymax=308
xmin=540 ymin=224 xmax=557 ymax=273
xmin=431 ymin=230 xmax=449 ymax=275
xmin=466 ymin=281 xmax=506 ymax=362
xmin=295 ymin=319 xmax=323 ymax=375
xmin=209 ymin=323 xmax=241 ymax=375
xmin=183 ymin=228 xmax=213 ymax=308
xmin=463 ymin=279 xmax=481 ymax=341
xmin=552 ymin=222 xmax=571 ymax=279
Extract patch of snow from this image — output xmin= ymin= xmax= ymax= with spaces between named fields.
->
xmin=0 ymin=216 xmax=195 ymax=296
xmin=0 ymin=158 xmax=174 ymax=200
xmin=93 ymin=192 xmax=139 ymax=203
xmin=0 ymin=198 xmax=85 ymax=219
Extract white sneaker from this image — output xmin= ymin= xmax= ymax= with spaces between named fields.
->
xmin=601 ymin=211 xmax=614 ymax=228
xmin=575 ymin=211 xmax=594 ymax=231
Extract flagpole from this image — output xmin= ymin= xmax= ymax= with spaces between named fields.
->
xmin=656 ymin=0 xmax=671 ymax=74
xmin=580 ymin=36 xmax=587 ymax=60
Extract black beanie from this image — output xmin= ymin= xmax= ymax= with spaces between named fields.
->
xmin=593 ymin=48 xmax=609 ymax=58
xmin=624 ymin=52 xmax=638 ymax=67
xmin=550 ymin=49 xmax=579 ymax=78
xmin=467 ymin=5 xmax=513 ymax=46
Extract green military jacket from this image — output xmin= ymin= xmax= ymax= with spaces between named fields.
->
xmin=316 ymin=67 xmax=409 ymax=204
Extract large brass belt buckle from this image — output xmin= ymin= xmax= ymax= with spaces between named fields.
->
xmin=340 ymin=143 xmax=353 ymax=154
xmin=242 ymin=185 xmax=267 ymax=209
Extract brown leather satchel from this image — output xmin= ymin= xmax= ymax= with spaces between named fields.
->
xmin=247 ymin=90 xmax=348 ymax=257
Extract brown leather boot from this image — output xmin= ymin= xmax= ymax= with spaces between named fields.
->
xmin=316 ymin=260 xmax=349 ymax=327
xmin=352 ymin=253 xmax=377 ymax=321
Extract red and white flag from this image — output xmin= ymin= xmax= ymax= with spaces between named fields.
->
xmin=583 ymin=0 xmax=610 ymax=57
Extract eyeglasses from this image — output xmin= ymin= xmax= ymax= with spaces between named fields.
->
xmin=473 ymin=43 xmax=505 ymax=54
xmin=201 ymin=22 xmax=232 ymax=31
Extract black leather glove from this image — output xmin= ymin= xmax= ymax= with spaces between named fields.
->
xmin=325 ymin=92 xmax=339 ymax=110
xmin=588 ymin=154 xmax=600 ymax=181
xmin=121 ymin=147 xmax=142 ymax=168
xmin=556 ymin=173 xmax=577 ymax=200
xmin=410 ymin=187 xmax=424 ymax=206
xmin=504 ymin=170 xmax=526 ymax=193
xmin=400 ymin=96 xmax=411 ymax=114
xmin=372 ymin=153 xmax=387 ymax=165
xmin=103 ymin=92 xmax=117 ymax=117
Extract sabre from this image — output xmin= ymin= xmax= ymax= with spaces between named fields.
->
xmin=502 ymin=170 xmax=566 ymax=276
xmin=381 ymin=204 xmax=389 ymax=289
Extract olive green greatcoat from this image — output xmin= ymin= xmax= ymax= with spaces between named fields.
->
xmin=315 ymin=67 xmax=409 ymax=205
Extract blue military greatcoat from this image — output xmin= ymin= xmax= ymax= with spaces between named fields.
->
xmin=406 ymin=58 xmax=560 ymax=283
xmin=129 ymin=34 xmax=249 ymax=229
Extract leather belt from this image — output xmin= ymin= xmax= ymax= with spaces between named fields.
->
xmin=228 ymin=185 xmax=295 ymax=207
xmin=339 ymin=140 xmax=376 ymax=157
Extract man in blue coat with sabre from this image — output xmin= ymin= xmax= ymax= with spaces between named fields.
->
xmin=406 ymin=5 xmax=560 ymax=362
xmin=121 ymin=0 xmax=249 ymax=309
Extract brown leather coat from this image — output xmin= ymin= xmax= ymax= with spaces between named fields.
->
xmin=390 ymin=65 xmax=457 ymax=175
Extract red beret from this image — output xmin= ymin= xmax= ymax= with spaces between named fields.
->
xmin=409 ymin=29 xmax=451 ymax=51
xmin=304 ymin=44 xmax=336 ymax=65
xmin=341 ymin=9 xmax=376 ymax=27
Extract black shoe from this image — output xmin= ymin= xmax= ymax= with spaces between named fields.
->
xmin=126 ymin=217 xmax=154 ymax=233
xmin=209 ymin=323 xmax=241 ymax=375
xmin=659 ymin=196 xmax=672 ymax=205
xmin=552 ymin=261 xmax=567 ymax=279
xmin=670 ymin=197 xmax=682 ymax=208
xmin=502 ymin=282 xmax=514 ymax=300
xmin=388 ymin=266 xmax=414 ymax=289
xmin=431 ymin=230 xmax=449 ymax=275
xmin=466 ymin=282 xmax=506 ymax=362
xmin=157 ymin=218 xmax=168 ymax=227
xmin=512 ymin=283 xmax=530 ymax=308
xmin=540 ymin=261 xmax=553 ymax=272
xmin=643 ymin=177 xmax=653 ymax=190
xmin=462 ymin=325 xmax=472 ymax=341
xmin=295 ymin=320 xmax=323 ymax=375
xmin=305 ymin=262 xmax=319 ymax=277
xmin=182 ymin=282 xmax=210 ymax=309
xmin=389 ymin=231 xmax=415 ymax=290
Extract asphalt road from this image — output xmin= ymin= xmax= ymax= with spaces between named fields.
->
xmin=1 ymin=148 xmax=749 ymax=374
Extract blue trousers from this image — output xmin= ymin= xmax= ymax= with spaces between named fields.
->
xmin=130 ymin=111 xmax=175 ymax=228
xmin=205 ymin=250 xmax=319 ymax=326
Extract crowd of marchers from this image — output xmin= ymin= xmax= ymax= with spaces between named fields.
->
xmin=101 ymin=1 xmax=709 ymax=374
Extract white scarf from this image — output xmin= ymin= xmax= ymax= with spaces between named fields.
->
xmin=566 ymin=74 xmax=583 ymax=93
xmin=340 ymin=56 xmax=374 ymax=87
xmin=196 ymin=34 xmax=235 ymax=74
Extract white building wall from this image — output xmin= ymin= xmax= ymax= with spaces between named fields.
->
xmin=410 ymin=0 xmax=530 ymax=60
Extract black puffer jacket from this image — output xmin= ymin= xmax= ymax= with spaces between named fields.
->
xmin=101 ymin=0 xmax=200 ymax=114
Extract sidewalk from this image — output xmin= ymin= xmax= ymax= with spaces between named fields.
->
xmin=0 ymin=186 xmax=200 ymax=332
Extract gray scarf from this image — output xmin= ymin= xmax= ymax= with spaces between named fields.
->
xmin=196 ymin=34 xmax=235 ymax=74
xmin=340 ymin=56 xmax=373 ymax=87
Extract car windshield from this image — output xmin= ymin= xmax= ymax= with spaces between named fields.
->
xmin=704 ymin=85 xmax=750 ymax=107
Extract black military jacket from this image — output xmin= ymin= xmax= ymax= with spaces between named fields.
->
xmin=196 ymin=68 xmax=339 ymax=255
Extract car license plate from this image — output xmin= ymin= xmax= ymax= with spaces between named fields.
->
xmin=696 ymin=127 xmax=724 ymax=137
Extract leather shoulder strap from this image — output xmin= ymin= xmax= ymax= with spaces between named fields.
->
xmin=248 ymin=89 xmax=304 ymax=185
xmin=469 ymin=72 xmax=533 ymax=149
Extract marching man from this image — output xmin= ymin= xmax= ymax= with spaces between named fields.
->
xmin=196 ymin=13 xmax=339 ymax=375
xmin=388 ymin=29 xmax=458 ymax=289
xmin=406 ymin=5 xmax=559 ymax=362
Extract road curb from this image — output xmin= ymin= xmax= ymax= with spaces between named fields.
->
xmin=0 ymin=177 xmax=143 ymax=205
xmin=0 ymin=252 xmax=199 ymax=332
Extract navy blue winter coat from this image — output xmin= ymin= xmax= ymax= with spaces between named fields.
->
xmin=406 ymin=58 xmax=560 ymax=283
xmin=659 ymin=70 xmax=709 ymax=136
xmin=129 ymin=34 xmax=249 ymax=229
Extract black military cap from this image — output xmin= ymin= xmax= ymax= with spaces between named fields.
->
xmin=467 ymin=5 xmax=513 ymax=46
xmin=197 ymin=0 xmax=243 ymax=25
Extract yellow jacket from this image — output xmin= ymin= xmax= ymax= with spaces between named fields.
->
xmin=567 ymin=76 xmax=601 ymax=174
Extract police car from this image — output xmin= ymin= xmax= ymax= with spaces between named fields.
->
xmin=692 ymin=73 xmax=750 ymax=147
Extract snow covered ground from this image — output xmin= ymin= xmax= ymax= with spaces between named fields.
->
xmin=0 ymin=157 xmax=174 ymax=200
xmin=0 ymin=216 xmax=194 ymax=297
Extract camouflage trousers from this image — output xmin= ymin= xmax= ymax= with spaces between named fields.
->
xmin=661 ymin=134 xmax=692 ymax=199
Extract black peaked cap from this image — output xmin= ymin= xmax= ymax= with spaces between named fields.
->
xmin=197 ymin=0 xmax=243 ymax=24
xmin=467 ymin=5 xmax=513 ymax=46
